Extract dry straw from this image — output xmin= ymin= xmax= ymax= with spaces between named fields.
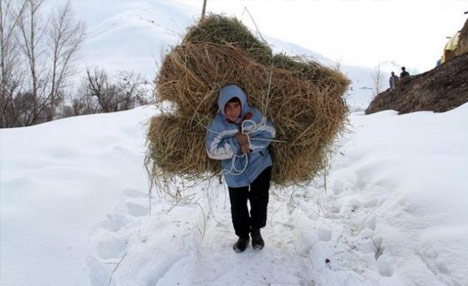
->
xmin=146 ymin=15 xmax=350 ymax=193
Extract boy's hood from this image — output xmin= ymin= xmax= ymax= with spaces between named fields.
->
xmin=218 ymin=84 xmax=249 ymax=118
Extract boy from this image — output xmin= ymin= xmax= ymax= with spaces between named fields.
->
xmin=206 ymin=84 xmax=276 ymax=253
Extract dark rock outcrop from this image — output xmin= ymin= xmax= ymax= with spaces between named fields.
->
xmin=366 ymin=52 xmax=468 ymax=115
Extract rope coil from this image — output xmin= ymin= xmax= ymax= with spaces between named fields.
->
xmin=222 ymin=119 xmax=256 ymax=176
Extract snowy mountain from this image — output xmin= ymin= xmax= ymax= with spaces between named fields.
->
xmin=66 ymin=0 xmax=198 ymax=77
xmin=48 ymin=0 xmax=379 ymax=111
xmin=2 ymin=1 xmax=468 ymax=286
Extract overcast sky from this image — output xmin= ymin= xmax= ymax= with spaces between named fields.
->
xmin=179 ymin=0 xmax=467 ymax=73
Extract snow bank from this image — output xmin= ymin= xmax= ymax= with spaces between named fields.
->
xmin=324 ymin=104 xmax=468 ymax=285
xmin=1 ymin=107 xmax=156 ymax=286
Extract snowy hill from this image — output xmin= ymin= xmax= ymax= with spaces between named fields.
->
xmin=48 ymin=0 xmax=379 ymax=111
xmin=66 ymin=0 xmax=198 ymax=77
xmin=2 ymin=1 xmax=468 ymax=286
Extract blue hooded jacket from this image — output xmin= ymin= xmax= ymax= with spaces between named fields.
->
xmin=205 ymin=85 xmax=276 ymax=187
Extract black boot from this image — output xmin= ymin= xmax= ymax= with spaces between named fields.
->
xmin=251 ymin=228 xmax=265 ymax=250
xmin=233 ymin=236 xmax=250 ymax=253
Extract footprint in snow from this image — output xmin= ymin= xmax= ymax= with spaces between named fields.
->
xmin=97 ymin=213 xmax=131 ymax=232
xmin=126 ymin=202 xmax=149 ymax=217
xmin=317 ymin=228 xmax=332 ymax=241
xmin=123 ymin=188 xmax=148 ymax=198
xmin=86 ymin=188 xmax=150 ymax=285
xmin=95 ymin=235 xmax=127 ymax=260
xmin=377 ymin=255 xmax=394 ymax=277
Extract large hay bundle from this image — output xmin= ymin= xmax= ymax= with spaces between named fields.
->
xmin=147 ymin=15 xmax=350 ymax=187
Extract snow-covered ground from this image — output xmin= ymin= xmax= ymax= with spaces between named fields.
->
xmin=2 ymin=0 xmax=468 ymax=285
xmin=2 ymin=103 xmax=468 ymax=286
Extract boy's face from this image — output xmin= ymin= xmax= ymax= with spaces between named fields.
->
xmin=225 ymin=100 xmax=241 ymax=122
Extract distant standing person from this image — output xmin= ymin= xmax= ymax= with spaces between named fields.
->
xmin=389 ymin=71 xmax=399 ymax=90
xmin=400 ymin=66 xmax=410 ymax=79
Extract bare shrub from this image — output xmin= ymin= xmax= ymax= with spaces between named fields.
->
xmin=66 ymin=68 xmax=151 ymax=116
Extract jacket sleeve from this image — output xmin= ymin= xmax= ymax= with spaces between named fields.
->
xmin=244 ymin=111 xmax=276 ymax=153
xmin=205 ymin=117 xmax=240 ymax=160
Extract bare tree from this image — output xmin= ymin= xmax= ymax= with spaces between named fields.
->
xmin=62 ymin=92 xmax=97 ymax=117
xmin=46 ymin=1 xmax=85 ymax=121
xmin=17 ymin=0 xmax=47 ymax=125
xmin=85 ymin=68 xmax=110 ymax=112
xmin=0 ymin=0 xmax=27 ymax=127
xmin=6 ymin=0 xmax=85 ymax=126
xmin=334 ymin=57 xmax=342 ymax=71
xmin=372 ymin=61 xmax=384 ymax=97
xmin=81 ymin=68 xmax=149 ymax=113
xmin=117 ymin=71 xmax=150 ymax=109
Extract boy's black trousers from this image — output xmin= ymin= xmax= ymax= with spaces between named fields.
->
xmin=228 ymin=166 xmax=272 ymax=239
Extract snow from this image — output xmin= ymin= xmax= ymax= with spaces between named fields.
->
xmin=1 ymin=108 xmax=156 ymax=285
xmin=2 ymin=0 xmax=468 ymax=285
xmin=2 ymin=103 xmax=468 ymax=285
xmin=45 ymin=0 xmax=198 ymax=80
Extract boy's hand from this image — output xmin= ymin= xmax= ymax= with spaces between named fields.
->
xmin=236 ymin=133 xmax=249 ymax=145
xmin=240 ymin=144 xmax=250 ymax=154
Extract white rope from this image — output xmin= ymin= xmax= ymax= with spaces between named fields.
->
xmin=225 ymin=153 xmax=248 ymax=176
xmin=221 ymin=119 xmax=255 ymax=176
xmin=202 ymin=119 xmax=287 ymax=143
